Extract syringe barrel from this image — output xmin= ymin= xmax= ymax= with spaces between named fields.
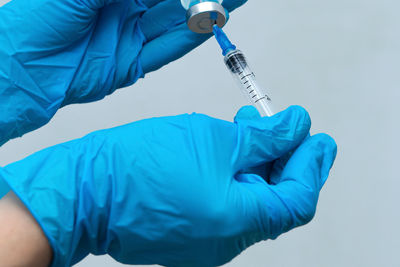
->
xmin=224 ymin=50 xmax=274 ymax=117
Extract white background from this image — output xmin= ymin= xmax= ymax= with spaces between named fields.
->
xmin=1 ymin=0 xmax=399 ymax=266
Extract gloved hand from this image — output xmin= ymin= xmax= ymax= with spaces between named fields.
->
xmin=0 ymin=0 xmax=246 ymax=146
xmin=1 ymin=106 xmax=337 ymax=267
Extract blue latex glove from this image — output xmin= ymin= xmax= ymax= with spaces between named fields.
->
xmin=0 ymin=178 xmax=9 ymax=197
xmin=1 ymin=106 xmax=337 ymax=267
xmin=0 ymin=0 xmax=246 ymax=146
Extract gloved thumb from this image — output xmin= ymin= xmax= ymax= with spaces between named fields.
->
xmin=232 ymin=105 xmax=311 ymax=172
xmin=236 ymin=133 xmax=337 ymax=239
xmin=234 ymin=106 xmax=272 ymax=178
xmin=234 ymin=105 xmax=262 ymax=122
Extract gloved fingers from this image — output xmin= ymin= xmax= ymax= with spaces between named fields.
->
xmin=269 ymin=132 xmax=310 ymax=185
xmin=232 ymin=106 xmax=311 ymax=172
xmin=234 ymin=106 xmax=272 ymax=181
xmin=235 ymin=163 xmax=273 ymax=183
xmin=139 ymin=0 xmax=248 ymax=73
xmin=139 ymin=0 xmax=248 ymax=43
xmin=140 ymin=0 xmax=165 ymax=9
xmin=235 ymin=172 xmax=266 ymax=186
xmin=234 ymin=105 xmax=262 ymax=122
xmin=237 ymin=134 xmax=337 ymax=238
xmin=78 ymin=0 xmax=131 ymax=11
xmin=277 ymin=133 xmax=337 ymax=190
xmin=268 ymin=151 xmax=293 ymax=185
xmin=138 ymin=0 xmax=209 ymax=74
xmin=139 ymin=0 xmax=186 ymax=43
xmin=268 ymin=134 xmax=337 ymax=230
xmin=222 ymin=0 xmax=248 ymax=13
xmin=81 ymin=0 xmax=247 ymax=13
xmin=140 ymin=23 xmax=211 ymax=73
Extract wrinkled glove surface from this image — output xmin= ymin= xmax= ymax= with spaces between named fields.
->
xmin=0 ymin=0 xmax=247 ymax=145
xmin=1 ymin=106 xmax=337 ymax=267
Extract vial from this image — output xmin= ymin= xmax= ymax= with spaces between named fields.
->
xmin=180 ymin=0 xmax=223 ymax=10
xmin=181 ymin=0 xmax=227 ymax=34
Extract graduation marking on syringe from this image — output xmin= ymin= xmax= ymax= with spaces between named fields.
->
xmin=213 ymin=25 xmax=274 ymax=117
xmin=255 ymin=96 xmax=267 ymax=103
xmin=241 ymin=73 xmax=253 ymax=80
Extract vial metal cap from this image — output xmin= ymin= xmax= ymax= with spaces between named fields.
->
xmin=186 ymin=2 xmax=227 ymax=34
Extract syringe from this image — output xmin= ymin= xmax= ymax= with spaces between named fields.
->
xmin=213 ymin=25 xmax=274 ymax=117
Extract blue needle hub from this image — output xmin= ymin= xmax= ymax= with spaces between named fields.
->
xmin=213 ymin=25 xmax=237 ymax=56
